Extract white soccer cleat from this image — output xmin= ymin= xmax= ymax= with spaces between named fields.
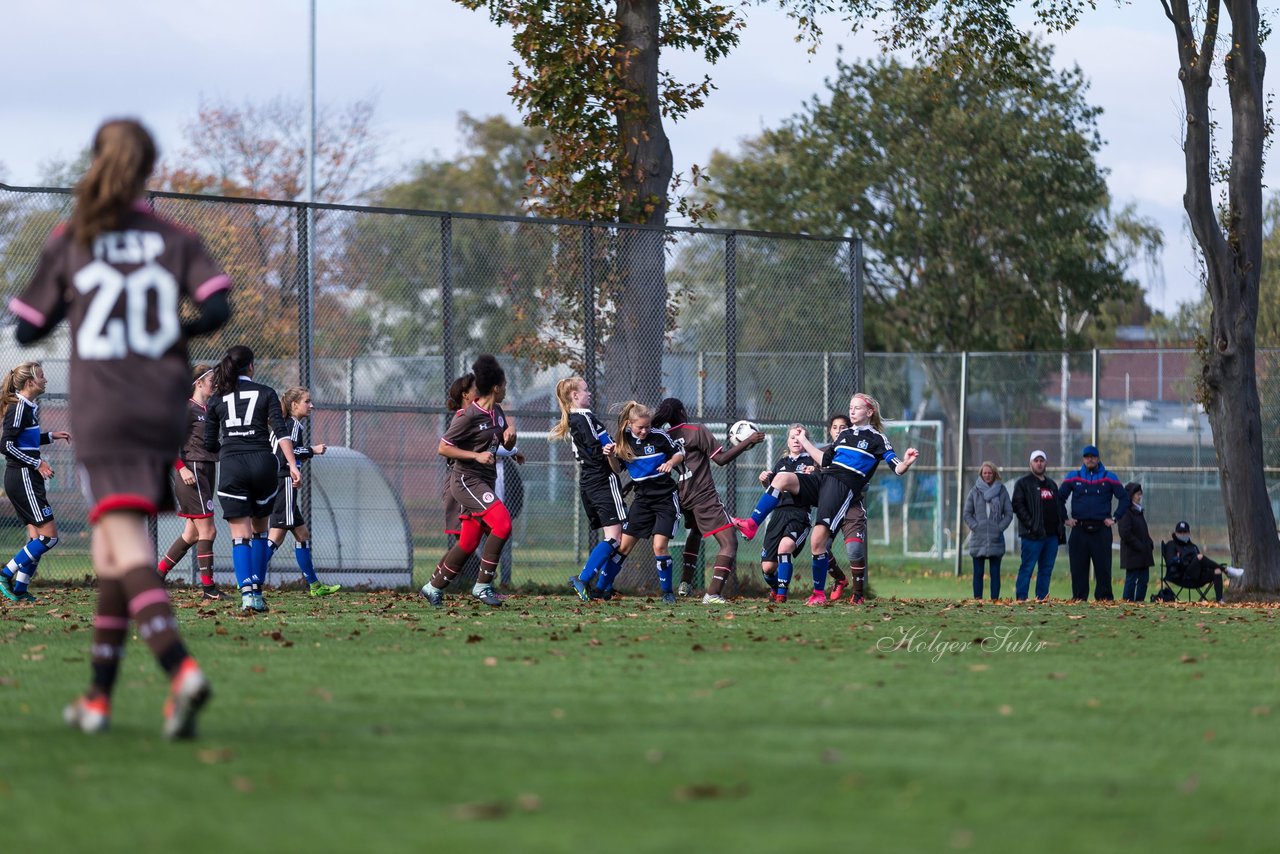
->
xmin=1224 ymin=565 xmax=1245 ymax=579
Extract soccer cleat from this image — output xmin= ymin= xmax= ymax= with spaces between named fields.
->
xmin=0 ymin=575 xmax=17 ymax=602
xmin=805 ymin=591 xmax=828 ymax=607
xmin=163 ymin=658 xmax=212 ymax=740
xmin=251 ymin=594 xmax=269 ymax=613
xmin=732 ymin=517 xmax=759 ymax=540
xmin=589 ymin=587 xmax=614 ymax=601
xmin=472 ymin=587 xmax=503 ymax=607
xmin=1224 ymin=565 xmax=1245 ymax=579
xmin=775 ymin=592 xmax=788 ymax=603
xmin=201 ymin=586 xmax=226 ymax=601
xmin=829 ymin=579 xmax=848 ymax=602
xmin=240 ymin=593 xmax=256 ymax=614
xmin=677 ymin=582 xmax=693 ymax=597
xmin=570 ymin=576 xmax=590 ymax=602
xmin=702 ymin=593 xmax=728 ymax=605
xmin=661 ymin=592 xmax=677 ymax=604
xmin=17 ymin=590 xmax=41 ymax=604
xmin=64 ymin=695 xmax=112 ymax=734
xmin=419 ymin=585 xmax=444 ymax=608
xmin=849 ymin=595 xmax=866 ymax=606
xmin=309 ymin=581 xmax=342 ymax=597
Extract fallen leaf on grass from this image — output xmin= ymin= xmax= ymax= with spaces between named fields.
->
xmin=998 ymin=705 xmax=1013 ymax=716
xmin=198 ymin=747 xmax=235 ymax=764
xmin=1067 ymin=615 xmax=1086 ymax=620
xmin=1048 ymin=672 xmax=1066 ymax=680
xmin=673 ymin=782 xmax=750 ymax=802
xmin=1180 ymin=654 xmax=1197 ymax=664
xmin=968 ymin=664 xmax=989 ymax=672
xmin=1086 ymin=698 xmax=1101 ymax=708
xmin=712 ymin=679 xmax=734 ymax=690
xmin=465 ymin=635 xmax=483 ymax=644
xmin=483 ymin=656 xmax=498 ymax=667
xmin=516 ymin=793 xmax=542 ymax=812
xmin=233 ymin=777 xmax=254 ymax=793
xmin=1251 ymin=706 xmax=1272 ymax=717
xmin=251 ymin=665 xmax=266 ymax=674
xmin=1180 ymin=774 xmax=1199 ymax=794
xmin=1203 ymin=729 xmax=1215 ymax=743
xmin=310 ymin=688 xmax=333 ymax=702
xmin=822 ymin=749 xmax=842 ymax=764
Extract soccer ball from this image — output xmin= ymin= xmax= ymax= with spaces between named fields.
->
xmin=729 ymin=419 xmax=760 ymax=445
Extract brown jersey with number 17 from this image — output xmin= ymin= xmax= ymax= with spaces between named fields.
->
xmin=10 ymin=204 xmax=230 ymax=463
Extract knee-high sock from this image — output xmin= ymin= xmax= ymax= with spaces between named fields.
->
xmin=681 ymin=531 xmax=701 ymax=584
xmin=195 ymin=539 xmax=215 ymax=587
xmin=294 ymin=541 xmax=318 ymax=584
xmin=89 ymin=577 xmax=129 ymax=699
xmin=776 ymin=553 xmax=794 ymax=592
xmin=707 ymin=556 xmax=734 ymax=596
xmin=251 ymin=534 xmax=270 ymax=589
xmin=812 ymin=552 xmax=830 ymax=592
xmin=578 ymin=539 xmax=615 ymax=584
xmin=600 ymin=551 xmax=627 ymax=592
xmin=749 ymin=488 xmax=782 ymax=525
xmin=656 ymin=555 xmax=674 ymax=594
xmin=159 ymin=535 xmax=194 ymax=577
xmin=120 ymin=566 xmax=188 ymax=676
xmin=232 ymin=538 xmax=253 ymax=592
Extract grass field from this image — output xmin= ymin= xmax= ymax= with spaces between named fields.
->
xmin=3 ymin=577 xmax=1277 ymax=854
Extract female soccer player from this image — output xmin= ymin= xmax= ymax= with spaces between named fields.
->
xmin=442 ymin=372 xmax=477 ymax=545
xmin=204 ymin=345 xmax=301 ymax=614
xmin=420 ymin=354 xmax=515 ymax=608
xmin=0 ymin=362 xmax=71 ymax=603
xmin=735 ymin=393 xmax=918 ymax=606
xmin=755 ymin=425 xmax=818 ymax=603
xmin=10 ymin=118 xmax=230 ymax=738
xmin=595 ymin=401 xmax=685 ymax=603
xmin=651 ymin=397 xmax=760 ymax=604
xmin=156 ymin=363 xmax=224 ymax=600
xmin=551 ymin=376 xmax=626 ymax=601
xmin=266 ymin=387 xmax=340 ymax=597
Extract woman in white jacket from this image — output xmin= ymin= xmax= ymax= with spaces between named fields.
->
xmin=964 ymin=461 xmax=1014 ymax=599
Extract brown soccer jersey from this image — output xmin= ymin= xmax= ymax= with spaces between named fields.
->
xmin=11 ymin=205 xmax=231 ymax=464
xmin=666 ymin=422 xmax=722 ymax=505
xmin=181 ymin=399 xmax=218 ymax=464
xmin=441 ymin=400 xmax=508 ymax=485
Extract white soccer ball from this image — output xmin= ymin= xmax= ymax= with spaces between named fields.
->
xmin=729 ymin=419 xmax=760 ymax=445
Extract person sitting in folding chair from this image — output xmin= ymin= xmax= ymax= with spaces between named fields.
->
xmin=1158 ymin=521 xmax=1243 ymax=603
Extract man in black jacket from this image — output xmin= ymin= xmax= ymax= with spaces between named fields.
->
xmin=1011 ymin=450 xmax=1065 ymax=601
xmin=1160 ymin=521 xmax=1244 ymax=602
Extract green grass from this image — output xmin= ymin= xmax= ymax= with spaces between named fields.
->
xmin=3 ymin=586 xmax=1277 ymax=853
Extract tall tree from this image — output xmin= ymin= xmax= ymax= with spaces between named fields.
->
xmin=456 ymin=0 xmax=742 ymax=405
xmin=705 ymin=44 xmax=1139 ymax=443
xmin=807 ymin=0 xmax=1275 ymax=597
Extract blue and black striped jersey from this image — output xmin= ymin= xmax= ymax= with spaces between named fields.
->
xmin=823 ymin=425 xmax=901 ymax=491
xmin=568 ymin=408 xmax=614 ymax=479
xmin=2 ymin=396 xmax=51 ymax=470
xmin=273 ymin=417 xmax=315 ymax=474
xmin=618 ymin=428 xmax=681 ymax=495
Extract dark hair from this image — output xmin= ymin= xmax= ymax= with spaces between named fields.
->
xmin=472 ymin=354 xmax=505 ymax=396
xmin=1124 ymin=481 xmax=1142 ymax=496
xmin=71 ymin=119 xmax=157 ymax=246
xmin=213 ymin=345 xmax=254 ymax=395
xmin=652 ymin=397 xmax=687 ymax=429
xmin=828 ymin=412 xmax=850 ymax=428
xmin=447 ymin=373 xmax=475 ymax=411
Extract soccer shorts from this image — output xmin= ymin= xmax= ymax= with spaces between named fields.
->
xmin=4 ymin=465 xmax=53 ymax=526
xmin=760 ymin=505 xmax=812 ymax=562
xmin=174 ymin=460 xmax=216 ymax=519
xmin=269 ymin=475 xmax=305 ymax=529
xmin=622 ymin=489 xmax=680 ymax=540
xmin=679 ymin=488 xmax=734 ymax=538
xmin=77 ymin=453 xmax=176 ymax=522
xmin=579 ymin=472 xmax=627 ymax=529
xmin=216 ymin=452 xmax=280 ymax=520
xmin=449 ymin=471 xmax=500 ymax=517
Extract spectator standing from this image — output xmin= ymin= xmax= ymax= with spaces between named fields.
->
xmin=1011 ymin=450 xmax=1065 ymax=601
xmin=963 ymin=461 xmax=1013 ymax=599
xmin=1057 ymin=445 xmax=1130 ymax=601
xmin=1117 ymin=482 xmax=1154 ymax=602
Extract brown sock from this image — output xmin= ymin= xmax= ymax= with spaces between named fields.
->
xmin=429 ymin=549 xmax=467 ymax=590
xmin=89 ymin=577 xmax=129 ymax=699
xmin=851 ymin=567 xmax=866 ymax=600
xmin=195 ymin=539 xmax=215 ymax=586
xmin=120 ymin=566 xmax=188 ymax=676
xmin=158 ymin=536 xmax=194 ymax=576
xmin=706 ymin=556 xmax=734 ymax=596
xmin=681 ymin=548 xmax=700 ymax=585
xmin=828 ymin=558 xmax=847 ymax=583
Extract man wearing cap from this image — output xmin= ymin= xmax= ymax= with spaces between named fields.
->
xmin=1057 ymin=445 xmax=1130 ymax=601
xmin=1160 ymin=521 xmax=1244 ymax=602
xmin=1011 ymin=450 xmax=1066 ymax=600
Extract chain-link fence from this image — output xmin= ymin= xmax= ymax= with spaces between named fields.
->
xmin=2 ymin=183 xmax=1274 ymax=589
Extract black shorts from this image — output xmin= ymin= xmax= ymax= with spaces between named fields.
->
xmin=622 ymin=489 xmax=679 ymax=540
xmin=580 ymin=472 xmax=627 ymax=529
xmin=792 ymin=472 xmax=823 ymax=508
xmin=174 ymin=461 xmax=216 ymax=518
xmin=815 ymin=475 xmax=862 ymax=531
xmin=269 ymin=476 xmax=305 ymax=529
xmin=217 ymin=452 xmax=280 ymax=520
xmin=760 ymin=505 xmax=812 ymax=562
xmin=4 ymin=466 xmax=53 ymax=526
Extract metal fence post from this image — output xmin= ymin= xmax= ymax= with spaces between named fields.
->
xmin=1092 ymin=348 xmax=1100 ymax=448
xmin=725 ymin=232 xmax=738 ymax=513
xmin=850 ymin=237 xmax=864 ymax=393
xmin=441 ymin=214 xmax=453 ymax=396
xmin=582 ymin=224 xmax=597 ymax=552
xmin=297 ymin=204 xmax=314 ymax=528
xmin=953 ymin=350 xmax=969 ymax=576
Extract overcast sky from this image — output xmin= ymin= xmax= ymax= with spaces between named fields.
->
xmin=2 ymin=0 xmax=1272 ymax=315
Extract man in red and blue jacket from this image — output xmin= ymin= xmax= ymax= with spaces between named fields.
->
xmin=1057 ymin=445 xmax=1130 ymax=601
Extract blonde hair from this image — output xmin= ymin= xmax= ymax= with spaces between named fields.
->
xmin=2 ymin=362 xmax=42 ymax=412
xmin=615 ymin=401 xmax=651 ymax=462
xmin=979 ymin=460 xmax=1002 ymax=481
xmin=550 ymin=376 xmax=583 ymax=441
xmin=192 ymin=362 xmax=215 ymax=383
xmin=852 ymin=392 xmax=886 ymax=432
xmin=281 ymin=386 xmax=311 ymax=417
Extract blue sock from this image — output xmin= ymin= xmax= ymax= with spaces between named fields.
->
xmin=812 ymin=552 xmax=829 ymax=592
xmin=232 ymin=538 xmax=253 ymax=592
xmin=579 ymin=539 xmax=615 ymax=584
xmin=777 ymin=554 xmax=794 ymax=592
xmin=656 ymin=555 xmax=674 ymax=594
xmin=600 ymin=552 xmax=626 ymax=591
xmin=251 ymin=535 xmax=269 ymax=587
xmin=295 ymin=541 xmax=318 ymax=584
xmin=750 ymin=488 xmax=781 ymax=525
xmin=1 ymin=567 xmax=12 ymax=580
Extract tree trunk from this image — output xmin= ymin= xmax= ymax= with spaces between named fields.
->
xmin=1167 ymin=0 xmax=1279 ymax=596
xmin=601 ymin=0 xmax=672 ymax=408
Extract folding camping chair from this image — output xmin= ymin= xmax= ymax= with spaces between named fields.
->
xmin=1154 ymin=540 xmax=1213 ymax=603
